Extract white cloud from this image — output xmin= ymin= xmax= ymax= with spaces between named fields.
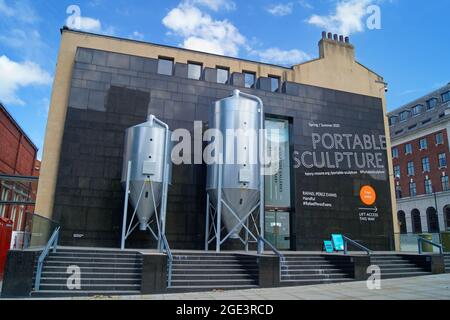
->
xmin=162 ymin=3 xmax=245 ymax=56
xmin=163 ymin=1 xmax=310 ymax=65
xmin=78 ymin=16 xmax=102 ymax=32
xmin=0 ymin=55 xmax=52 ymax=106
xmin=251 ymin=48 xmax=311 ymax=65
xmin=65 ymin=6 xmax=114 ymax=35
xmin=0 ymin=0 xmax=14 ymax=16
xmin=129 ymin=31 xmax=145 ymax=41
xmin=307 ymin=0 xmax=372 ymax=36
xmin=298 ymin=0 xmax=313 ymax=9
xmin=0 ymin=0 xmax=39 ymax=24
xmin=189 ymin=0 xmax=236 ymax=11
xmin=266 ymin=3 xmax=294 ymax=16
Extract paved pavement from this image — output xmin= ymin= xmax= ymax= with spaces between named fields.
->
xmin=80 ymin=274 xmax=450 ymax=300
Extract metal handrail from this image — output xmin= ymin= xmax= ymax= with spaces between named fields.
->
xmin=160 ymin=233 xmax=173 ymax=287
xmin=342 ymin=235 xmax=371 ymax=255
xmin=34 ymin=226 xmax=60 ymax=291
xmin=258 ymin=236 xmax=286 ymax=279
xmin=418 ymin=237 xmax=443 ymax=254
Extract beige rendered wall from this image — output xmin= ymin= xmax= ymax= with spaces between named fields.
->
xmin=35 ymin=30 xmax=399 ymax=249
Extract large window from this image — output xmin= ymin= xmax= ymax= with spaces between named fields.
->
xmin=399 ymin=111 xmax=409 ymax=122
xmin=389 ymin=117 xmax=398 ymax=126
xmin=409 ymin=181 xmax=417 ymax=197
xmin=188 ymin=62 xmax=202 ymax=80
xmin=442 ymin=176 xmax=449 ymax=191
xmin=419 ymin=138 xmax=428 ymax=150
xmin=392 ymin=147 xmax=399 ymax=158
xmin=157 ymin=57 xmax=174 ymax=76
xmin=396 ymin=185 xmax=402 ymax=199
xmin=407 ymin=161 xmax=415 ymax=176
xmin=411 ymin=209 xmax=422 ymax=233
xmin=436 ymin=132 xmax=444 ymax=145
xmin=397 ymin=211 xmax=407 ymax=234
xmin=427 ymin=98 xmax=438 ymax=110
xmin=422 ymin=157 xmax=430 ymax=172
xmin=424 ymin=179 xmax=433 ymax=194
xmin=394 ymin=165 xmax=401 ymax=178
xmin=0 ymin=187 xmax=10 ymax=217
xmin=244 ymin=71 xmax=256 ymax=88
xmin=442 ymin=91 xmax=450 ymax=103
xmin=405 ymin=143 xmax=413 ymax=154
xmin=412 ymin=104 xmax=422 ymax=116
xmin=427 ymin=207 xmax=440 ymax=233
xmin=216 ymin=66 xmax=229 ymax=84
xmin=269 ymin=75 xmax=280 ymax=92
xmin=439 ymin=153 xmax=447 ymax=168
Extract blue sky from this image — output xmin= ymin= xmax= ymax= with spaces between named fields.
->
xmin=0 ymin=0 xmax=449 ymax=158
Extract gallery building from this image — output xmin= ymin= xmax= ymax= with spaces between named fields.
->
xmin=31 ymin=28 xmax=397 ymax=251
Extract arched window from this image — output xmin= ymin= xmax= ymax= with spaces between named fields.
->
xmin=411 ymin=209 xmax=422 ymax=234
xmin=444 ymin=205 xmax=450 ymax=231
xmin=426 ymin=207 xmax=439 ymax=233
xmin=397 ymin=211 xmax=407 ymax=234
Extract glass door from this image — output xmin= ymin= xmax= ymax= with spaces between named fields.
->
xmin=265 ymin=118 xmax=292 ymax=250
xmin=265 ymin=211 xmax=290 ymax=250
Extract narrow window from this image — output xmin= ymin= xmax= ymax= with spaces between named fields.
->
xmin=217 ymin=66 xmax=229 ymax=84
xmin=243 ymin=71 xmax=256 ymax=88
xmin=269 ymin=75 xmax=280 ymax=93
xmin=157 ymin=57 xmax=174 ymax=76
xmin=188 ymin=62 xmax=202 ymax=80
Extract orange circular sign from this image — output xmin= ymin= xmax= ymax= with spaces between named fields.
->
xmin=360 ymin=186 xmax=376 ymax=206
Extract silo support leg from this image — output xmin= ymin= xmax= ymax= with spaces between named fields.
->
xmin=205 ymin=193 xmax=210 ymax=251
xmin=121 ymin=161 xmax=132 ymax=250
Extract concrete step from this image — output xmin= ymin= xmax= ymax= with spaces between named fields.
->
xmin=375 ymin=267 xmax=424 ymax=274
xmin=170 ymin=279 xmax=257 ymax=287
xmin=171 ymin=263 xmax=255 ymax=269
xmin=45 ymin=256 xmax=142 ymax=263
xmin=279 ymin=278 xmax=354 ymax=286
xmin=281 ymin=264 xmax=352 ymax=270
xmin=56 ymin=248 xmax=140 ymax=255
xmin=166 ymin=285 xmax=258 ymax=293
xmin=376 ymin=263 xmax=419 ymax=269
xmin=43 ymin=261 xmax=142 ymax=268
xmin=38 ymin=272 xmax=141 ymax=279
xmin=380 ymin=272 xmax=430 ymax=279
xmin=172 ymin=274 xmax=257 ymax=280
xmin=51 ymin=252 xmax=140 ymax=259
xmin=173 ymin=259 xmax=256 ymax=265
xmin=171 ymin=268 xmax=258 ymax=275
xmin=174 ymin=255 xmax=256 ymax=261
xmin=37 ymin=283 xmax=141 ymax=291
xmin=281 ymin=273 xmax=351 ymax=281
xmin=30 ymin=290 xmax=141 ymax=298
xmin=41 ymin=266 xmax=142 ymax=273
xmin=38 ymin=278 xmax=141 ymax=285
xmin=281 ymin=269 xmax=348 ymax=275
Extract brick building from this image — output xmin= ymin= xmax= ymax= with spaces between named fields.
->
xmin=388 ymin=83 xmax=450 ymax=234
xmin=0 ymin=103 xmax=39 ymax=231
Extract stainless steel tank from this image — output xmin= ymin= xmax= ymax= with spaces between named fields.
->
xmin=121 ymin=118 xmax=171 ymax=231
xmin=206 ymin=91 xmax=261 ymax=239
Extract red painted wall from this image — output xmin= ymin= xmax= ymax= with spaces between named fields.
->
xmin=0 ymin=105 xmax=38 ymax=231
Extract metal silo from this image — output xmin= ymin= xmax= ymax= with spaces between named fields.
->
xmin=205 ymin=90 xmax=266 ymax=253
xmin=120 ymin=115 xmax=171 ymax=251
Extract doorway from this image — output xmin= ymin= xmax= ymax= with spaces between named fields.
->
xmin=264 ymin=117 xmax=292 ymax=250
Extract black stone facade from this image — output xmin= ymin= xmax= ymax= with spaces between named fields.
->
xmin=52 ymin=47 xmax=393 ymax=250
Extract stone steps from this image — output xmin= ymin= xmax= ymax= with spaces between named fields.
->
xmin=31 ymin=248 xmax=142 ymax=298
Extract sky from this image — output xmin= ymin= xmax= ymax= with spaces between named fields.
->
xmin=0 ymin=0 xmax=449 ymax=159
